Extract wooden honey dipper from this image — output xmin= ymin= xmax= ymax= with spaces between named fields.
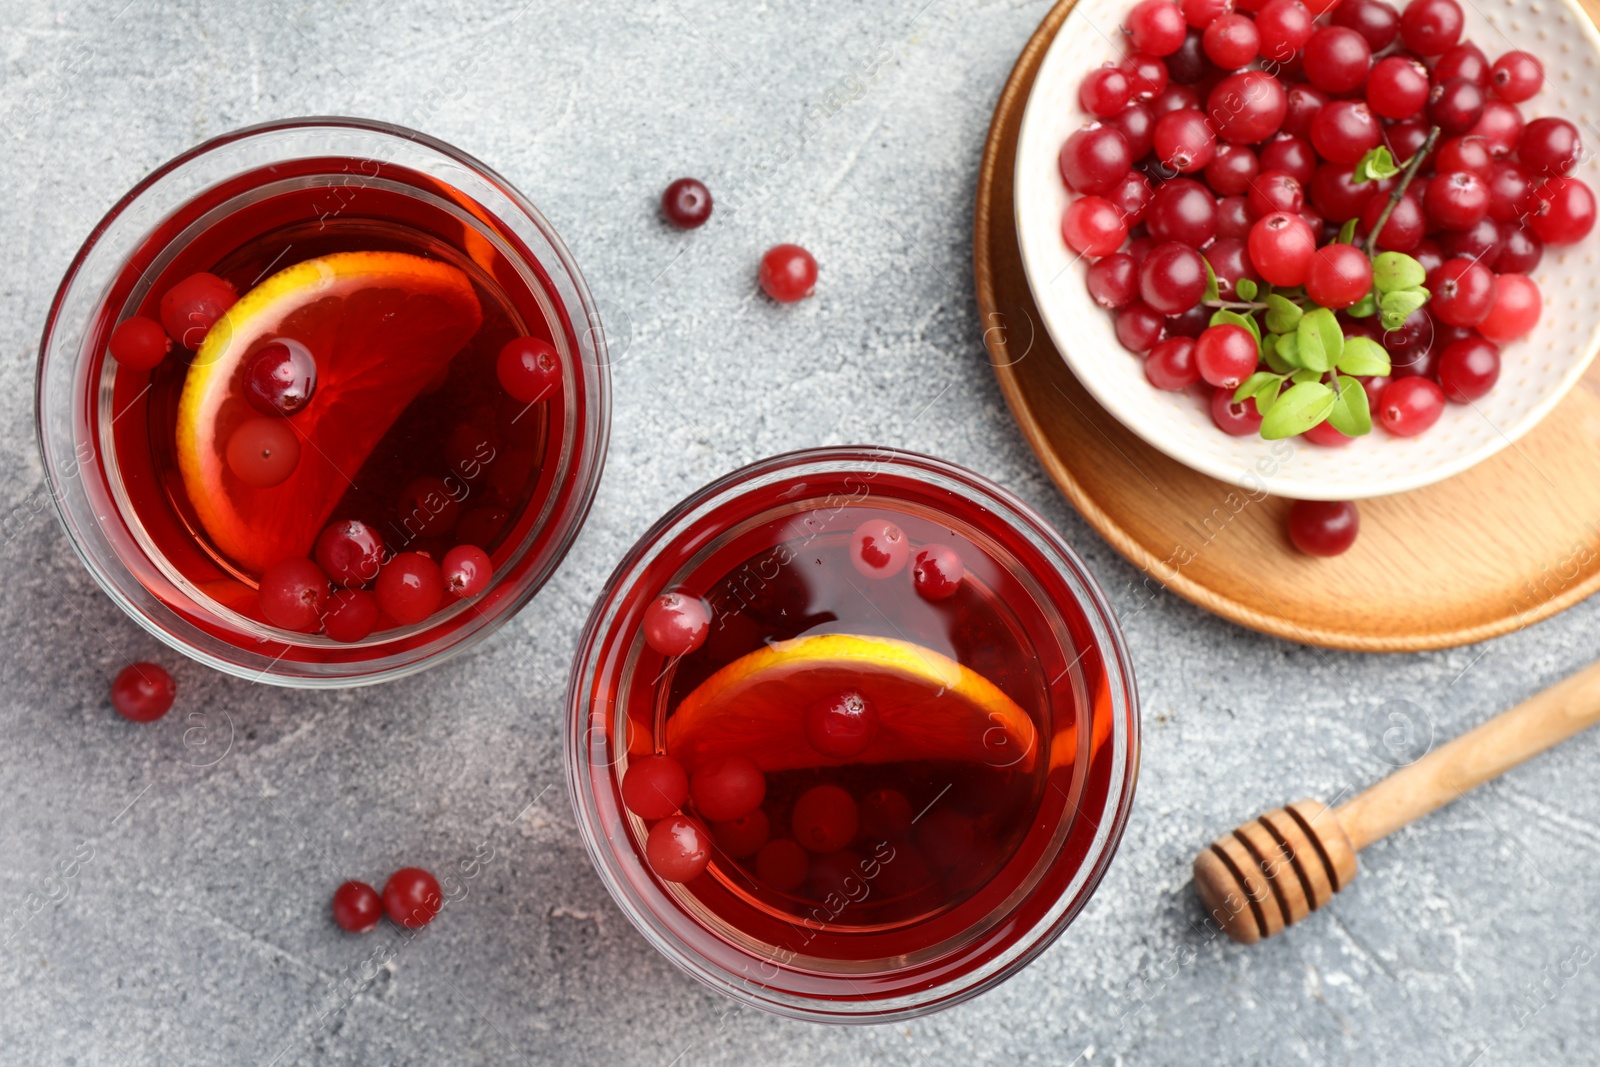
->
xmin=1193 ymin=659 xmax=1600 ymax=944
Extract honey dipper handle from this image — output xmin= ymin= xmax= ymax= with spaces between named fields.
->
xmin=1335 ymin=659 xmax=1600 ymax=851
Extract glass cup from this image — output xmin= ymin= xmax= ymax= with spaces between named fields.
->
xmin=36 ymin=117 xmax=610 ymax=687
xmin=566 ymin=447 xmax=1139 ymax=1021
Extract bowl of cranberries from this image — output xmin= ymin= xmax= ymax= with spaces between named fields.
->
xmin=1015 ymin=0 xmax=1600 ymax=499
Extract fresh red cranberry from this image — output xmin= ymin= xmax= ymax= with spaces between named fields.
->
xmin=1287 ymin=500 xmax=1360 ymax=555
xmin=1305 ymin=243 xmax=1373 ymax=309
xmin=1146 ymin=177 xmax=1218 ymax=245
xmin=851 ymin=519 xmax=910 ymax=578
xmin=1439 ymin=217 xmax=1504 ymax=262
xmin=110 ymin=663 xmax=176 ymax=722
xmin=1427 ymin=78 xmax=1485 ymax=136
xmin=1311 ymin=101 xmax=1381 ymax=165
xmin=690 ymin=755 xmax=766 ymax=822
xmin=1399 ymin=0 xmax=1463 ymax=55
xmin=1062 ymin=196 xmax=1129 ymax=256
xmin=1203 ymin=13 xmax=1259 ymax=68
xmin=315 ymin=519 xmax=385 ymax=587
xmin=758 ymin=244 xmax=818 ymax=303
xmin=1059 ymin=125 xmax=1133 ymax=195
xmin=1486 ymin=161 xmax=1534 ymax=222
xmin=1303 ymin=27 xmax=1371 ymax=94
xmin=1311 ymin=162 xmax=1386 ymax=222
xmin=1383 ymin=307 xmax=1437 ymax=374
xmin=1435 ymin=41 xmax=1490 ymax=86
xmin=1519 ymin=118 xmax=1582 ymax=177
xmin=804 ymin=690 xmax=879 ymax=759
xmin=1366 ymin=56 xmax=1429 ymax=120
xmin=791 ymin=785 xmax=860 ymax=854
xmin=1387 ymin=119 xmax=1435 ymax=168
xmin=1210 ymin=387 xmax=1263 ymax=435
xmin=1107 ymin=171 xmax=1156 ymax=224
xmin=441 ymin=545 xmax=492 ymax=598
xmin=1110 ymin=102 xmax=1157 ymax=159
xmin=1257 ymin=0 xmax=1315 ymax=61
xmin=1494 ymin=226 xmax=1542 ymax=272
xmin=382 ymin=868 xmax=442 ymax=928
xmin=1425 ymin=170 xmax=1490 ymax=230
xmin=1361 ymin=190 xmax=1426 ymax=251
xmin=647 ymin=817 xmax=713 ymax=882
xmin=1081 ymin=66 xmax=1133 ymax=116
xmin=243 ymin=340 xmax=317 ymax=417
xmin=225 ymin=417 xmax=300 ymax=488
xmin=496 ymin=336 xmax=561 ymax=403
xmin=374 ymin=552 xmax=443 ymax=625
xmin=1122 ymin=52 xmax=1170 ymax=98
xmin=755 ymin=838 xmax=809 ymax=891
xmin=1116 ymin=301 xmax=1166 ymax=352
xmin=107 ymin=316 xmax=171 ymax=371
xmin=1427 ymin=258 xmax=1497 ymax=326
xmin=1207 ymin=71 xmax=1287 ymax=144
xmin=332 ymin=881 xmax=383 ymax=933
xmin=1247 ymin=170 xmax=1304 ymax=218
xmin=1522 ymin=177 xmax=1598 ymax=245
xmin=1127 ymin=0 xmax=1188 ymax=55
xmin=1332 ymin=0 xmax=1400 ymax=49
xmin=1165 ymin=28 xmax=1216 ymax=83
xmin=322 ymin=589 xmax=379 ymax=643
xmin=1436 ymin=136 xmax=1493 ymax=177
xmin=1087 ymin=253 xmax=1139 ymax=309
xmin=1203 ymin=236 xmax=1261 ymax=297
xmin=1194 ymin=324 xmax=1258 ymax=389
xmin=1150 ymin=81 xmax=1203 ymax=116
xmin=1259 ymin=135 xmax=1316 ymax=185
xmin=1181 ymin=0 xmax=1229 ymax=24
xmin=1205 ymin=142 xmax=1259 ymax=196
xmin=1154 ymin=108 xmax=1217 ymax=172
xmin=1216 ymin=194 xmax=1252 ymax=238
xmin=396 ymin=476 xmax=461 ymax=539
xmin=661 ymin=177 xmax=713 ymax=228
xmin=1166 ymin=305 xmax=1211 ymax=338
xmin=622 ymin=754 xmax=690 ymax=820
xmin=1145 ymin=336 xmax=1201 ymax=390
xmin=911 ymin=544 xmax=963 ymax=600
xmin=860 ymin=789 xmax=914 ymax=842
xmin=1378 ymin=376 xmax=1446 ymax=435
xmin=1281 ymin=84 xmax=1328 ymax=139
xmin=1469 ymin=101 xmax=1524 ymax=159
xmin=1438 ymin=336 xmax=1502 ymax=400
xmin=642 ymin=592 xmax=710 ymax=656
xmin=1248 ymin=211 xmax=1317 ymax=286
xmin=1139 ymin=242 xmax=1208 ymax=314
xmin=711 ymin=809 xmax=771 ymax=858
xmin=1304 ymin=419 xmax=1355 ymax=447
xmin=1490 ymin=51 xmax=1542 ymax=102
xmin=1412 ymin=237 xmax=1446 ymax=274
xmin=1476 ymin=273 xmax=1541 ymax=343
xmin=258 ymin=558 xmax=329 ymax=632
xmin=159 ymin=272 xmax=237 ymax=350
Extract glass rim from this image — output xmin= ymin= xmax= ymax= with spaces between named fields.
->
xmin=564 ymin=445 xmax=1140 ymax=1021
xmin=35 ymin=116 xmax=611 ymax=687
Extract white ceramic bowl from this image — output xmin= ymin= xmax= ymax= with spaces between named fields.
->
xmin=1015 ymin=0 xmax=1600 ymax=500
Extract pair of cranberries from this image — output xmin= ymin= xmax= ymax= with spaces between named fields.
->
xmin=331 ymin=868 xmax=442 ymax=933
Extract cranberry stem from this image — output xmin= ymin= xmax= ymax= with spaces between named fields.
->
xmin=1365 ymin=125 xmax=1442 ymax=258
xmin=1203 ymin=299 xmax=1271 ymax=310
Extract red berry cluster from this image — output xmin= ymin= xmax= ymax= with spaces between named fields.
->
xmin=332 ymin=868 xmax=443 ymax=933
xmin=1061 ymin=0 xmax=1593 ymax=442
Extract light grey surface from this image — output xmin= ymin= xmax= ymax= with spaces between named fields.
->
xmin=3 ymin=0 xmax=1599 ymax=1063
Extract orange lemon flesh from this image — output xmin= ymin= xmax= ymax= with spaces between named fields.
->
xmin=175 ymin=252 xmax=482 ymax=574
xmin=665 ymin=633 xmax=1039 ymax=775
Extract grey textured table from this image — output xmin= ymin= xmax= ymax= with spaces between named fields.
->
xmin=4 ymin=1 xmax=1599 ymax=1063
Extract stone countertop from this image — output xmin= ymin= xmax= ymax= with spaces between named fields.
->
xmin=3 ymin=0 xmax=1598 ymax=1063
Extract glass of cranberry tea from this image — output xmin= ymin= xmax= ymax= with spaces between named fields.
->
xmin=567 ymin=447 xmax=1139 ymax=1021
xmin=36 ymin=118 xmax=611 ymax=686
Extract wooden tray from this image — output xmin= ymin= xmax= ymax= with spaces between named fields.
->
xmin=974 ymin=0 xmax=1600 ymax=652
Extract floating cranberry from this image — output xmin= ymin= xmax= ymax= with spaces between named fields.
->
xmin=622 ymin=754 xmax=690 ymax=820
xmin=791 ymin=784 xmax=860 ymax=854
xmin=496 ymin=336 xmax=561 ymax=404
xmin=259 ymin=558 xmax=329 ymax=632
xmin=758 ymin=243 xmax=818 ymax=303
xmin=332 ymin=881 xmax=383 ymax=933
xmin=374 ymin=552 xmax=444 ymax=625
xmin=383 ymin=867 xmax=442 ymax=928
xmin=244 ymin=340 xmax=317 ymax=417
xmin=661 ymin=177 xmax=713 ymax=229
xmin=911 ymin=544 xmax=963 ymax=600
xmin=642 ymin=592 xmax=711 ymax=656
xmin=916 ymin=809 xmax=977 ymax=872
xmin=804 ymin=690 xmax=879 ymax=759
xmin=690 ymin=755 xmax=766 ymax=822
xmin=1476 ymin=273 xmax=1541 ymax=343
xmin=851 ymin=519 xmax=910 ymax=578
xmin=110 ymin=663 xmax=176 ymax=722
xmin=441 ymin=545 xmax=492 ymax=598
xmin=322 ymin=589 xmax=379 ymax=643
xmin=159 ymin=272 xmax=237 ymax=350
xmin=1287 ymin=500 xmax=1360 ymax=556
xmin=860 ymin=789 xmax=915 ymax=841
xmin=226 ymin=417 xmax=300 ymax=488
xmin=315 ymin=519 xmax=386 ymax=587
xmin=755 ymin=838 xmax=810 ymax=892
xmin=712 ymin=809 xmax=770 ymax=858
xmin=108 ymin=316 xmax=171 ymax=371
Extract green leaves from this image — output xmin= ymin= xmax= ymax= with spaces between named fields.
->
xmin=1235 ymin=277 xmax=1258 ymax=301
xmin=1336 ymin=217 xmax=1359 ymax=245
xmin=1373 ymin=251 xmax=1426 ymax=293
xmin=1261 ymin=381 xmax=1337 ymax=440
xmin=1326 ymin=373 xmax=1373 ymax=437
xmin=1297 ymin=307 xmax=1343 ymax=373
xmin=1210 ymin=307 xmax=1261 ymax=347
xmin=1336 ymin=335 xmax=1391 ymax=376
xmin=1379 ymin=287 xmax=1429 ymax=331
xmin=1233 ymin=371 xmax=1286 ymax=416
xmin=1353 ymin=146 xmax=1400 ymax=183
xmin=1265 ymin=294 xmax=1302 ymax=334
xmin=1346 ymin=290 xmax=1377 ymax=318
xmin=1202 ymin=256 xmax=1220 ymax=304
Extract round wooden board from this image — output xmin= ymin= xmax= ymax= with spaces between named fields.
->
xmin=974 ymin=0 xmax=1600 ymax=652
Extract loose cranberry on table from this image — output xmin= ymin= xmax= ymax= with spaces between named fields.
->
xmin=332 ymin=881 xmax=383 ymax=933
xmin=383 ymin=867 xmax=442 ymax=928
xmin=661 ymin=177 xmax=713 ymax=229
xmin=622 ymin=753 xmax=690 ymax=820
xmin=758 ymin=243 xmax=818 ymax=303
xmin=496 ymin=336 xmax=561 ymax=404
xmin=110 ymin=662 xmax=176 ymax=722
xmin=642 ymin=592 xmax=711 ymax=656
xmin=1287 ymin=500 xmax=1361 ymax=556
xmin=108 ymin=316 xmax=172 ymax=371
